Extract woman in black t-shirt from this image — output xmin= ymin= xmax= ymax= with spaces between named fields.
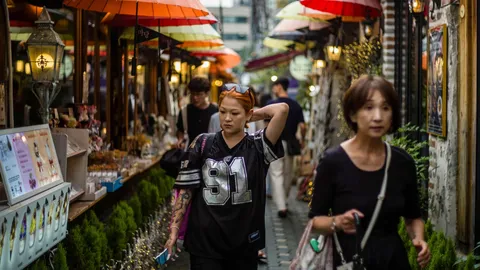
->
xmin=309 ymin=75 xmax=430 ymax=269
xmin=165 ymin=84 xmax=289 ymax=270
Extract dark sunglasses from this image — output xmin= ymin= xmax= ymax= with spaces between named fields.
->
xmin=222 ymin=83 xmax=254 ymax=106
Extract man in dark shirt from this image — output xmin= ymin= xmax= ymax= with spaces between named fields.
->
xmin=267 ymin=77 xmax=305 ymax=218
xmin=176 ymin=76 xmax=218 ymax=149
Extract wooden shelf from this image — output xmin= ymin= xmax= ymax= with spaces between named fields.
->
xmin=68 ymin=192 xmax=107 ymax=222
xmin=69 ymin=189 xmax=85 ymax=202
xmin=67 ymin=149 xmax=87 ymax=158
xmin=68 ymin=158 xmax=160 ymax=222
xmin=121 ymin=158 xmax=160 ymax=184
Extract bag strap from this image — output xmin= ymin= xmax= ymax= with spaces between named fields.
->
xmin=200 ymin=133 xmax=215 ymax=160
xmin=182 ymin=106 xmax=188 ymax=134
xmin=333 ymin=142 xmax=392 ymax=263
xmin=361 ymin=142 xmax=391 ymax=248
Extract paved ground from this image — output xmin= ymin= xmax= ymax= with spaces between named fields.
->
xmin=166 ymin=187 xmax=309 ymax=270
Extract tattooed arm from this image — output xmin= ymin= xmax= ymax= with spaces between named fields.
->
xmin=164 ymin=189 xmax=193 ymax=257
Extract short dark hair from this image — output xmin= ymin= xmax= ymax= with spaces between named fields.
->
xmin=188 ymin=76 xmax=210 ymax=93
xmin=272 ymin=77 xmax=289 ymax=91
xmin=342 ymin=74 xmax=401 ymax=133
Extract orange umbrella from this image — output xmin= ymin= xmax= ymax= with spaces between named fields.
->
xmin=191 ymin=48 xmax=241 ymax=70
xmin=101 ymin=12 xmax=218 ymax=27
xmin=177 ymin=39 xmax=224 ymax=49
xmin=63 ymin=0 xmax=209 ymax=17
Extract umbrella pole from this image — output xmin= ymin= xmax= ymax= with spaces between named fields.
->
xmin=158 ymin=20 xmax=163 ymax=114
xmin=132 ymin=1 xmax=139 ymax=135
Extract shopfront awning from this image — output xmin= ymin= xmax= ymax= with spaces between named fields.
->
xmin=244 ymin=50 xmax=302 ymax=72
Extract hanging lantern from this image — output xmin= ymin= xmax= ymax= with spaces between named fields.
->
xmin=408 ymin=0 xmax=425 ymax=14
xmin=362 ymin=18 xmax=376 ymax=39
xmin=25 ymin=7 xmax=65 ymax=83
xmin=326 ymin=45 xmax=342 ymax=61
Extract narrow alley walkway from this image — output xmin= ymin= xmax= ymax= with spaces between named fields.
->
xmin=166 ymin=187 xmax=310 ymax=270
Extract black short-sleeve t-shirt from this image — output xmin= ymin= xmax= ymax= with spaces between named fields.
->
xmin=174 ymin=129 xmax=284 ymax=259
xmin=267 ymin=97 xmax=304 ymax=141
xmin=309 ymin=145 xmax=421 ymax=269
xmin=176 ymin=103 xmax=218 ymax=142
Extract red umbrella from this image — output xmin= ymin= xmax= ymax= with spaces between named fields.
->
xmin=300 ymin=0 xmax=382 ymax=18
xmin=101 ymin=12 xmax=218 ymax=27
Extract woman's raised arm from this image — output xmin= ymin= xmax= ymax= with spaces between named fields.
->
xmin=250 ymin=103 xmax=289 ymax=145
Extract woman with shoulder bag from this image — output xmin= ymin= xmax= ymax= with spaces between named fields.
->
xmin=308 ymin=75 xmax=430 ymax=269
xmin=165 ymin=84 xmax=288 ymax=270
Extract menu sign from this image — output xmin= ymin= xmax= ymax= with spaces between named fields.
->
xmin=0 ymin=135 xmax=23 ymax=198
xmin=0 ymin=127 xmax=62 ymax=202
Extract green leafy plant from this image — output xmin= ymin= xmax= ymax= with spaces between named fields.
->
xmin=65 ymin=225 xmax=87 ymax=269
xmin=399 ymin=218 xmax=457 ymax=270
xmin=117 ymin=201 xmax=137 ymax=238
xmin=53 ymin=243 xmax=69 ymax=270
xmin=29 ymin=258 xmax=48 ymax=270
xmin=86 ymin=211 xmax=110 ymax=264
xmin=455 ymin=242 xmax=480 ymax=269
xmin=388 ymin=123 xmax=429 ymax=214
xmin=58 ymin=166 xmax=175 ymax=268
xmin=106 ymin=213 xmax=127 ymax=260
xmin=128 ymin=194 xmax=143 ymax=226
xmin=82 ymin=219 xmax=103 ymax=270
xmin=138 ymin=180 xmax=161 ymax=222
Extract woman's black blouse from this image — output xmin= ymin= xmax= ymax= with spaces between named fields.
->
xmin=309 ymin=145 xmax=421 ymax=270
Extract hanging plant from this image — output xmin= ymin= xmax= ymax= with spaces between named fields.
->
xmin=343 ymin=37 xmax=383 ymax=80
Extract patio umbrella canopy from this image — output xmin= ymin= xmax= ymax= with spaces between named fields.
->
xmin=276 ymin=0 xmax=325 ymax=21
xmin=121 ymin=24 xmax=221 ymax=41
xmin=273 ymin=19 xmax=330 ymax=32
xmin=300 ymin=0 xmax=382 ymax=18
xmin=63 ymin=0 xmax=209 ymax=17
xmin=263 ymin=37 xmax=314 ymax=51
xmin=177 ymin=39 xmax=224 ymax=49
xmin=101 ymin=12 xmax=218 ymax=27
xmin=191 ymin=48 xmax=241 ymax=70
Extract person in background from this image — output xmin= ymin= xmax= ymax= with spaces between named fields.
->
xmin=176 ymin=76 xmax=218 ymax=149
xmin=309 ymin=75 xmax=430 ymax=269
xmin=165 ymin=83 xmax=288 ymax=270
xmin=267 ymin=77 xmax=306 ymax=218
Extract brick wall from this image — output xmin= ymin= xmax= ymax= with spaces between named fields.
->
xmin=381 ymin=0 xmax=408 ymax=123
xmin=381 ymin=0 xmax=395 ymax=83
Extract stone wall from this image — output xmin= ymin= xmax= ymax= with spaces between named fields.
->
xmin=427 ymin=5 xmax=459 ymax=239
xmin=310 ymin=67 xmax=350 ymax=160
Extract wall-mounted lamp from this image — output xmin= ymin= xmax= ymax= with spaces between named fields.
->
xmin=326 ymin=45 xmax=342 ymax=62
xmin=315 ymin=60 xmax=326 ymax=69
xmin=313 ymin=59 xmax=326 ymax=76
xmin=201 ymin=61 xmax=210 ymax=68
xmin=16 ymin=60 xmax=25 ymax=73
xmin=173 ymin=60 xmax=182 ymax=73
xmin=362 ymin=18 xmax=376 ymax=39
xmin=408 ymin=0 xmax=425 ymax=15
xmin=25 ymin=63 xmax=31 ymax=75
xmin=309 ymin=85 xmax=320 ymax=97
xmin=214 ymin=79 xmax=223 ymax=87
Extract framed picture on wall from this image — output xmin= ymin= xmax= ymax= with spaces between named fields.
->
xmin=426 ymin=24 xmax=447 ymax=137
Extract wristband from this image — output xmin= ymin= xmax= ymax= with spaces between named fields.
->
xmin=170 ymin=225 xmax=180 ymax=231
xmin=330 ymin=216 xmax=337 ymax=232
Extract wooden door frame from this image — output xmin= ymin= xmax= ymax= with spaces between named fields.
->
xmin=0 ymin=0 xmax=13 ymax=128
xmin=458 ymin=0 xmax=477 ymax=250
